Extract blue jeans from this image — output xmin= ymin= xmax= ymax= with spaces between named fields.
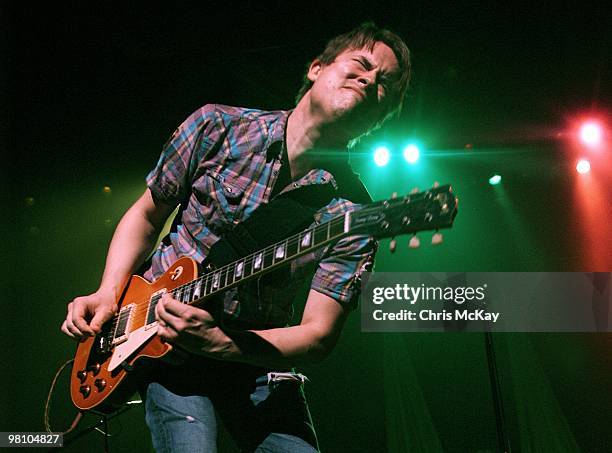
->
xmin=141 ymin=358 xmax=319 ymax=452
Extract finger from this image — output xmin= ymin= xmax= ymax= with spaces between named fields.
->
xmin=156 ymin=297 xmax=183 ymax=330
xmin=162 ymin=294 xmax=214 ymax=322
xmin=72 ymin=300 xmax=96 ymax=336
xmin=65 ymin=302 xmax=85 ymax=338
xmin=157 ymin=321 xmax=178 ymax=342
xmin=159 ymin=293 xmax=187 ymax=316
xmin=157 ymin=294 xmax=186 ymax=320
xmin=155 ymin=295 xmax=166 ymax=321
xmin=90 ymin=304 xmax=115 ymax=333
xmin=60 ymin=319 xmax=76 ymax=339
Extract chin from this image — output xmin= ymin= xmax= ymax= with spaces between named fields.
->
xmin=336 ymin=105 xmax=375 ymax=131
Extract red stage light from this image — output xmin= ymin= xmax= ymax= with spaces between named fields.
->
xmin=576 ymin=159 xmax=591 ymax=174
xmin=579 ymin=122 xmax=603 ymax=146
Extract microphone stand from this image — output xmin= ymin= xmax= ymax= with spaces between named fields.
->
xmin=484 ymin=324 xmax=511 ymax=453
xmin=50 ymin=401 xmax=141 ymax=453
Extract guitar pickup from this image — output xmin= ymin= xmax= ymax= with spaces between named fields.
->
xmin=112 ymin=304 xmax=134 ymax=345
xmin=144 ymin=289 xmax=167 ymax=331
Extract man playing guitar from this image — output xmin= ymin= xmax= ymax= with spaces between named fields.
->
xmin=61 ymin=23 xmax=412 ymax=452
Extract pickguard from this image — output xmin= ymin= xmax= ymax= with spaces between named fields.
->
xmin=107 ymin=323 xmax=158 ymax=372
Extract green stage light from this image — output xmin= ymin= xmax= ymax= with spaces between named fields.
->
xmin=403 ymin=144 xmax=420 ymax=164
xmin=489 ymin=174 xmax=502 ymax=185
xmin=373 ymin=146 xmax=391 ymax=166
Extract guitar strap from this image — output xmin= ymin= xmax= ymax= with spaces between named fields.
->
xmin=206 ymin=160 xmax=373 ymax=268
xmin=193 ymin=165 xmax=371 ymax=325
xmin=206 ymin=183 xmax=337 ymax=267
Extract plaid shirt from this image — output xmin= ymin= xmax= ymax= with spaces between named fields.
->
xmin=145 ymin=104 xmax=376 ymax=328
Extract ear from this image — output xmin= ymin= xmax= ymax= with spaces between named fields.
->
xmin=307 ymin=59 xmax=323 ymax=82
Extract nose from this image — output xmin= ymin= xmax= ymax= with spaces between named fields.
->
xmin=357 ymin=74 xmax=373 ymax=87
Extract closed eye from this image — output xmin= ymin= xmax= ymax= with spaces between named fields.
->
xmin=353 ymin=57 xmax=391 ymax=87
xmin=353 ymin=57 xmax=372 ymax=71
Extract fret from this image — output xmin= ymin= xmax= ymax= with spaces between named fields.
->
xmin=230 ymin=265 xmax=236 ymax=284
xmin=299 ymin=230 xmax=312 ymax=251
xmin=332 ymin=217 xmax=345 ymax=237
xmin=182 ymin=284 xmax=192 ymax=302
xmin=193 ymin=279 xmax=202 ymax=299
xmin=274 ymin=242 xmax=286 ymax=262
xmin=235 ymin=260 xmax=244 ymax=279
xmin=253 ymin=252 xmax=263 ymax=271
xmin=287 ymin=234 xmax=298 ymax=258
xmin=208 ymin=273 xmax=216 ymax=294
xmin=263 ymin=248 xmax=274 ymax=269
xmin=226 ymin=266 xmax=234 ymax=287
xmin=174 ymin=286 xmax=183 ymax=301
xmin=219 ymin=268 xmax=228 ymax=289
xmin=221 ymin=266 xmax=231 ymax=288
xmin=212 ymin=272 xmax=220 ymax=290
xmin=314 ymin=224 xmax=327 ymax=246
xmin=209 ymin=274 xmax=216 ymax=294
xmin=203 ymin=274 xmax=211 ymax=296
xmin=223 ymin=265 xmax=233 ymax=287
xmin=244 ymin=256 xmax=253 ymax=277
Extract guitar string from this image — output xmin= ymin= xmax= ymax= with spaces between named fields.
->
xmin=103 ymin=193 xmax=432 ymax=336
xmin=105 ymin=193 xmax=433 ymax=335
xmin=104 ymin=214 xmax=349 ymax=335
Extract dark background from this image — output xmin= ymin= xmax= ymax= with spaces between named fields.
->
xmin=3 ymin=1 xmax=612 ymax=452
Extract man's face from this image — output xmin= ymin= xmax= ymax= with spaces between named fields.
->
xmin=307 ymin=41 xmax=400 ymax=137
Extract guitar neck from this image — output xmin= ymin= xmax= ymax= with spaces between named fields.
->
xmin=161 ymin=211 xmax=352 ymax=308
xmin=115 ymin=185 xmax=456 ymax=337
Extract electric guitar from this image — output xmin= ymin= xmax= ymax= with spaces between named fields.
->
xmin=71 ymin=184 xmax=458 ymax=413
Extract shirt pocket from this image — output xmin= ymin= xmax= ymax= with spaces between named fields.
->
xmin=204 ymin=169 xmax=249 ymax=223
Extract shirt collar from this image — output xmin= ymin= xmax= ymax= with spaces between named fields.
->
xmin=265 ymin=109 xmax=292 ymax=162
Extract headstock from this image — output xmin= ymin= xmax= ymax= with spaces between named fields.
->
xmin=349 ymin=183 xmax=458 ymax=249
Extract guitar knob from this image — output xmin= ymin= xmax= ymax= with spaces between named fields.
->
xmin=431 ymin=232 xmax=443 ymax=245
xmin=410 ymin=187 xmax=420 ymax=195
xmin=79 ymin=385 xmax=91 ymax=398
xmin=94 ymin=379 xmax=107 ymax=392
xmin=76 ymin=370 xmax=87 ymax=383
xmin=389 ymin=238 xmax=397 ymax=253
xmin=409 ymin=235 xmax=420 ymax=249
xmin=87 ymin=363 xmax=101 ymax=376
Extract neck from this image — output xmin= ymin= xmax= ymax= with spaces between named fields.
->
xmin=285 ymin=95 xmax=352 ymax=179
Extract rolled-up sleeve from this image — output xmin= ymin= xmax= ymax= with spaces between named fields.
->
xmin=310 ymin=233 xmax=377 ymax=309
xmin=146 ymin=105 xmax=220 ymax=205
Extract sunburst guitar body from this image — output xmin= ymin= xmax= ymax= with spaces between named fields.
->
xmin=70 ymin=257 xmax=198 ymax=414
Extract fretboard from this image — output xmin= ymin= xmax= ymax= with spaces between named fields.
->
xmin=158 ymin=211 xmax=350 ymax=309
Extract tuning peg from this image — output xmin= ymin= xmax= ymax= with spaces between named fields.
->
xmin=410 ymin=187 xmax=419 ymax=195
xmin=431 ymin=231 xmax=443 ymax=245
xmin=409 ymin=235 xmax=420 ymax=249
xmin=391 ymin=192 xmax=398 ymax=199
xmin=433 ymin=181 xmax=440 ymax=188
xmin=389 ymin=238 xmax=397 ymax=253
